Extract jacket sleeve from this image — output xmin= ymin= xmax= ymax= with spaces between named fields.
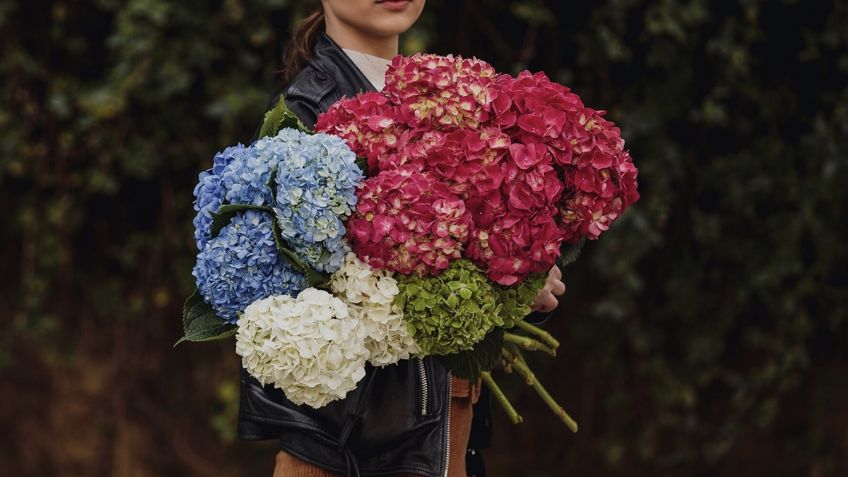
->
xmin=525 ymin=310 xmax=553 ymax=326
xmin=282 ymin=64 xmax=338 ymax=130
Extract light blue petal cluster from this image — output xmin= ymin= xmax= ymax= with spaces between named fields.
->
xmin=274 ymin=132 xmax=363 ymax=273
xmin=192 ymin=144 xmax=245 ymax=249
xmin=192 ymin=210 xmax=307 ymax=323
xmin=219 ymin=132 xmax=292 ymax=206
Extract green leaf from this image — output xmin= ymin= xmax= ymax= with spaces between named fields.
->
xmin=175 ymin=289 xmax=236 ymax=346
xmin=557 ymin=236 xmax=586 ymax=269
xmin=354 ymin=157 xmax=369 ymax=176
xmin=258 ymin=95 xmax=310 ymax=138
xmin=210 ymin=203 xmax=275 ymax=238
xmin=270 ymin=219 xmax=329 ymax=287
xmin=266 ymin=163 xmax=279 ymax=202
xmin=438 ymin=328 xmax=505 ymax=380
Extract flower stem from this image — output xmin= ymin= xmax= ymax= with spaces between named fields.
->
xmin=503 ymin=332 xmax=556 ymax=357
xmin=514 ymin=320 xmax=561 ymax=350
xmin=501 ymin=345 xmax=578 ymax=433
xmin=481 ymin=371 xmax=523 ymax=424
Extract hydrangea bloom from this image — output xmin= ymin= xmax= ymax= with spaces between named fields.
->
xmin=383 ymin=54 xmax=499 ymax=129
xmin=465 ymin=158 xmax=565 ymax=285
xmin=495 ymin=272 xmax=548 ymax=328
xmin=317 ymin=54 xmax=639 ymax=286
xmin=559 ymin=138 xmax=640 ymax=240
xmin=466 ymin=208 xmax=563 ymax=286
xmin=273 ymin=131 xmax=363 ymax=273
xmin=193 ymin=144 xmax=246 ymax=250
xmin=218 ymin=134 xmax=285 ymax=206
xmin=395 ymin=260 xmax=502 ymax=355
xmin=193 ymin=211 xmax=306 ymax=322
xmin=314 ymin=92 xmax=401 ymax=173
xmin=347 ymin=166 xmax=473 ymax=275
xmin=426 ymin=127 xmax=509 ymax=196
xmin=235 ymin=289 xmax=369 ymax=408
xmin=495 ymin=71 xmax=640 ymax=242
xmin=329 ymin=253 xmax=419 ymax=366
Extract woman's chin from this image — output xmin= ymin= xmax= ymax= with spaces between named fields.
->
xmin=366 ymin=17 xmax=420 ymax=37
xmin=369 ymin=0 xmax=424 ymax=34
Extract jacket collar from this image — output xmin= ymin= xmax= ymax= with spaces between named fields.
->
xmin=313 ymin=33 xmax=378 ymax=94
xmin=284 ymin=33 xmax=378 ymax=108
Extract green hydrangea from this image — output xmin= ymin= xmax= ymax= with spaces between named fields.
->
xmin=396 ymin=260 xmax=502 ymax=355
xmin=496 ymin=272 xmax=547 ymax=328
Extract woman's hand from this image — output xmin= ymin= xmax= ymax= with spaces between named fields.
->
xmin=530 ymin=266 xmax=566 ymax=313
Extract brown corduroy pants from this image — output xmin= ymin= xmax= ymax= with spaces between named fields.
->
xmin=273 ymin=377 xmax=481 ymax=477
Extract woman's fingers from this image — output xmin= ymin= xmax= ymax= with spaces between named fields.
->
xmin=550 ymin=279 xmax=566 ymax=296
xmin=550 ymin=265 xmax=562 ymax=280
xmin=532 ymin=291 xmax=559 ymax=313
xmin=530 ymin=268 xmax=565 ymax=312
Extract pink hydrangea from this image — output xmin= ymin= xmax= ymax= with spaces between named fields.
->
xmin=372 ymin=129 xmax=447 ymax=172
xmin=426 ymin=127 xmax=510 ymax=197
xmin=465 ymin=204 xmax=564 ymax=286
xmin=315 ymin=92 xmax=401 ymax=172
xmin=494 ymin=71 xmax=640 ymax=245
xmin=464 ymin=157 xmax=565 ymax=285
xmin=384 ymin=54 xmax=500 ymax=130
xmin=347 ymin=166 xmax=473 ymax=275
xmin=315 ymin=54 xmax=639 ymax=285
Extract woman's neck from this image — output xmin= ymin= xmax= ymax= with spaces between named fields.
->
xmin=324 ymin=19 xmax=398 ymax=60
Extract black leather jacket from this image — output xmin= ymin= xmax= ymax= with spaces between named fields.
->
xmin=238 ymin=33 xmax=455 ymax=477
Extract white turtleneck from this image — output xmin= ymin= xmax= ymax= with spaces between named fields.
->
xmin=342 ymin=48 xmax=392 ymax=91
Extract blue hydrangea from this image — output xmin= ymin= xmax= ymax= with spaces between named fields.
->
xmin=288 ymin=238 xmax=350 ymax=275
xmin=192 ymin=144 xmax=245 ymax=250
xmin=219 ymin=132 xmax=292 ymax=206
xmin=273 ymin=132 xmax=363 ymax=273
xmin=192 ymin=210 xmax=307 ymax=323
xmin=193 ymin=130 xmax=306 ymax=250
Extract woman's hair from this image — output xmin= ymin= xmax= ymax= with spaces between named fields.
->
xmin=280 ymin=9 xmax=325 ymax=85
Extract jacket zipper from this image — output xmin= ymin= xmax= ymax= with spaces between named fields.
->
xmin=417 ymin=358 xmax=429 ymax=415
xmin=442 ymin=373 xmax=453 ymax=477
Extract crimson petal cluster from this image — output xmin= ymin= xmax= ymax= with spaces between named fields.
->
xmin=316 ymin=54 xmax=639 ymax=285
xmin=347 ymin=166 xmax=472 ymax=275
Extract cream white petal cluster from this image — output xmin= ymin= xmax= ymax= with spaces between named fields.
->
xmin=235 ymin=288 xmax=369 ymax=408
xmin=329 ymin=252 xmax=419 ymax=366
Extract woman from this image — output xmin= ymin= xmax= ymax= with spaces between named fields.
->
xmin=238 ymin=2 xmax=567 ymax=476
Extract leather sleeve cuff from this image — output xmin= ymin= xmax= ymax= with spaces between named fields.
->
xmin=525 ymin=310 xmax=553 ymax=326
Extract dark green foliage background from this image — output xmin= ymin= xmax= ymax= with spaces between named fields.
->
xmin=1 ymin=0 xmax=846 ymax=476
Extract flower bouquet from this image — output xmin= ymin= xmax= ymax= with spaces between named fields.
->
xmin=180 ymin=54 xmax=639 ymax=431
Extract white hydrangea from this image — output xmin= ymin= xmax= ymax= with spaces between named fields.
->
xmin=235 ymin=288 xmax=370 ymax=408
xmin=329 ymin=253 xmax=420 ymax=366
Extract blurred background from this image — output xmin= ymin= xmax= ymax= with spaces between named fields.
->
xmin=2 ymin=0 xmax=847 ymax=475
